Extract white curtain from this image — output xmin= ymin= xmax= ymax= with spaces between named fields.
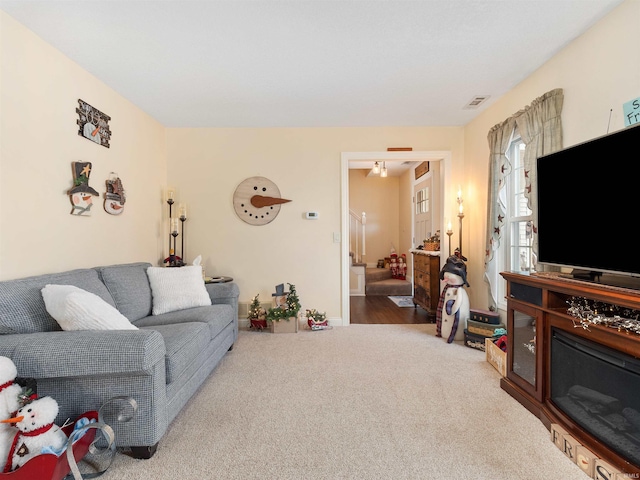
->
xmin=483 ymin=88 xmax=564 ymax=308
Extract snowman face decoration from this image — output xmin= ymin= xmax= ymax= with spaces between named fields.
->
xmin=104 ymin=174 xmax=126 ymax=215
xmin=71 ymin=192 xmax=94 ymax=215
xmin=232 ymin=177 xmax=291 ymax=226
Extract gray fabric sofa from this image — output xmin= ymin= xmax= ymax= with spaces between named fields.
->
xmin=0 ymin=262 xmax=239 ymax=458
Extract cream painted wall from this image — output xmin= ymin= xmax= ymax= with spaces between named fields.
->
xmin=463 ymin=0 xmax=639 ymax=310
xmin=166 ymin=127 xmax=464 ymax=322
xmin=4 ymin=0 xmax=632 ymax=319
xmin=349 ymin=169 xmax=401 ymax=266
xmin=0 ymin=11 xmax=167 ymax=280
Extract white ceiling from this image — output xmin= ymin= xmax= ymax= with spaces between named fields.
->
xmin=0 ymin=0 xmax=623 ymax=128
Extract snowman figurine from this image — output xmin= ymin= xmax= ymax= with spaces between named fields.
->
xmin=436 ymin=255 xmax=470 ymax=343
xmin=0 ymin=357 xmax=22 ymax=467
xmin=1 ymin=396 xmax=68 ymax=473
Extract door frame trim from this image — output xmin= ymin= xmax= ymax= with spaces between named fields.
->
xmin=340 ymin=151 xmax=452 ymax=326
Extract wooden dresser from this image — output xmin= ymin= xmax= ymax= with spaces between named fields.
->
xmin=411 ymin=251 xmax=441 ymax=322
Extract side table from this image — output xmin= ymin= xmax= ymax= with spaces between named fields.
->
xmin=205 ymin=276 xmax=233 ymax=284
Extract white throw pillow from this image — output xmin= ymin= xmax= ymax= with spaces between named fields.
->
xmin=41 ymin=284 xmax=138 ymax=331
xmin=146 ymin=266 xmax=211 ymax=315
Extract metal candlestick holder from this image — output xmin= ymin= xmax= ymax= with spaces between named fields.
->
xmin=180 ymin=214 xmax=187 ymax=266
xmin=167 ymin=197 xmax=174 ymax=263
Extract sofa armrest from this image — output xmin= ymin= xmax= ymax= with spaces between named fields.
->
xmin=0 ymin=329 xmax=165 ymax=379
xmin=205 ymin=282 xmax=239 ymax=311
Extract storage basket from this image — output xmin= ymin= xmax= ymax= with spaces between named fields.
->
xmin=423 ymin=242 xmax=440 ymax=251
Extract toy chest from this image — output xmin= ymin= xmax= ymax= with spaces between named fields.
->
xmin=467 ymin=319 xmax=505 ymax=337
xmin=470 ymin=309 xmax=501 ymax=324
xmin=0 ymin=411 xmax=98 ymax=480
xmin=485 ymin=338 xmax=507 ymax=376
xmin=464 ymin=329 xmax=487 ymax=351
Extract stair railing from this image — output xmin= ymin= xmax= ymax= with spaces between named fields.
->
xmin=349 ymin=210 xmax=366 ymax=264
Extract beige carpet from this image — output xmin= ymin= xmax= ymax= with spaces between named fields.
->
xmin=100 ymin=324 xmax=585 ymax=479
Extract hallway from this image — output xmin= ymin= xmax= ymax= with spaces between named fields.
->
xmin=349 ymin=295 xmax=431 ymax=324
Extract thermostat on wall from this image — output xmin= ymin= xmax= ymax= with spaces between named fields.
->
xmin=305 ymin=212 xmax=319 ymax=219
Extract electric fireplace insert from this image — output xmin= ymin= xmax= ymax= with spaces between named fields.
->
xmin=551 ymin=328 xmax=640 ymax=467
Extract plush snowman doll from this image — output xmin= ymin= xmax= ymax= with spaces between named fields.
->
xmin=436 ymin=255 xmax=470 ymax=343
xmin=0 ymin=357 xmax=22 ymax=467
xmin=1 ymin=396 xmax=67 ymax=473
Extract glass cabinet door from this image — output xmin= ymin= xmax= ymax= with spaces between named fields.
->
xmin=507 ymin=302 xmax=542 ymax=401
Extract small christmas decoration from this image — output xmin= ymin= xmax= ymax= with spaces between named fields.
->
xmin=248 ymin=294 xmax=267 ymax=331
xmin=423 ymin=230 xmax=441 ymax=251
xmin=0 ymin=357 xmax=24 ymax=467
xmin=567 ymin=296 xmax=640 ymax=334
xmin=392 ymin=254 xmax=407 ymax=280
xmin=271 ymin=283 xmax=289 ymax=309
xmin=1 ymin=396 xmax=68 ymax=472
xmin=306 ymin=309 xmax=331 ymax=330
xmin=266 ymin=283 xmax=302 ymax=322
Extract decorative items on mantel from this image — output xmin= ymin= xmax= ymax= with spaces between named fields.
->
xmin=164 ymin=188 xmax=188 ymax=267
xmin=567 ymin=296 xmax=640 ymax=335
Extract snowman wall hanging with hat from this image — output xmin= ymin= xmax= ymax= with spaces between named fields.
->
xmin=67 ymin=162 xmax=99 ymax=216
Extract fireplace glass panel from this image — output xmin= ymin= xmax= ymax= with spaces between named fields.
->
xmin=551 ymin=329 xmax=640 ymax=467
xmin=512 ymin=310 xmax=536 ymax=386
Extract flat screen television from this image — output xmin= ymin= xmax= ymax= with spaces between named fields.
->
xmin=536 ymin=123 xmax=640 ymax=284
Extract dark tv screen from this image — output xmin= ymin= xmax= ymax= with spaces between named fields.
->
xmin=536 ymin=124 xmax=640 ymax=278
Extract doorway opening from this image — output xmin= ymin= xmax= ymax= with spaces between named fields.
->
xmin=340 ymin=151 xmax=452 ymax=325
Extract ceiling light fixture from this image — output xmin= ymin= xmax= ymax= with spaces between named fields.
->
xmin=372 ymin=162 xmax=380 ymax=174
xmin=380 ymin=162 xmax=388 ymax=178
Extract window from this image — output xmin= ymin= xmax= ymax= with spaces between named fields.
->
xmin=495 ymin=135 xmax=534 ymax=309
xmin=415 ymin=187 xmax=429 ymax=214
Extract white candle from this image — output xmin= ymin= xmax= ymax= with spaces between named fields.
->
xmin=171 ymin=218 xmax=179 ymax=234
xmin=447 ymin=220 xmax=453 ymax=234
xmin=166 ymin=187 xmax=175 ymax=202
xmin=179 ymin=203 xmax=187 ymax=219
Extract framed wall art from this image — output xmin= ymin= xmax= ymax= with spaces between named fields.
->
xmin=76 ymin=99 xmax=111 ymax=148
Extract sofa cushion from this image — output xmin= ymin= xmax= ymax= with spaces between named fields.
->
xmin=146 ymin=266 xmax=211 ymax=315
xmin=95 ymin=263 xmax=153 ymax=321
xmin=133 ymin=304 xmax=234 ymax=340
xmin=0 ymin=269 xmax=116 ymax=333
xmin=143 ymin=323 xmax=210 ymax=384
xmin=41 ymin=284 xmax=138 ymax=331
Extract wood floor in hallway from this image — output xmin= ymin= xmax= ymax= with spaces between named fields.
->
xmin=349 ymin=295 xmax=432 ymax=324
